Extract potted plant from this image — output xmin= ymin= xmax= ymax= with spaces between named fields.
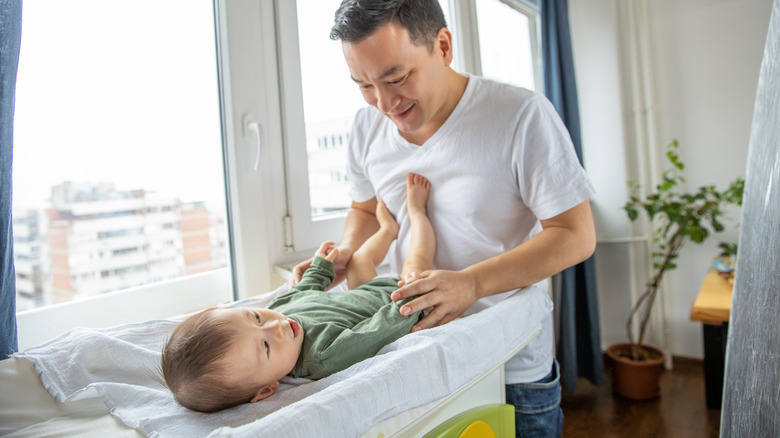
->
xmin=607 ymin=139 xmax=744 ymax=399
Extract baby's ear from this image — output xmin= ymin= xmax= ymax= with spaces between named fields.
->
xmin=249 ymin=381 xmax=280 ymax=403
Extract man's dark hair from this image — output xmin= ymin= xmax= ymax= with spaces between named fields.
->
xmin=330 ymin=0 xmax=447 ymax=51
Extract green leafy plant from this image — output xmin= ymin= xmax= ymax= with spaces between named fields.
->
xmin=622 ymin=139 xmax=744 ymax=360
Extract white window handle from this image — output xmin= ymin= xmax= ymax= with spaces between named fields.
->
xmin=242 ymin=114 xmax=262 ymax=171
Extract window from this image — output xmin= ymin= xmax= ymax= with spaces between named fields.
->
xmin=12 ymin=0 xmax=543 ymax=348
xmin=13 ymin=0 xmax=233 ymax=348
xmin=295 ymin=0 xmax=366 ymax=219
xmin=446 ymin=0 xmax=540 ymax=90
xmin=277 ymin=0 xmax=365 ymax=253
xmin=475 ymin=0 xmax=541 ymax=90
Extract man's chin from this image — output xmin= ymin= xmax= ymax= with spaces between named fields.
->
xmin=393 ymin=120 xmax=423 ymax=136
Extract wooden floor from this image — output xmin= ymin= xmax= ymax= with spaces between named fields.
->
xmin=561 ymin=357 xmax=722 ymax=437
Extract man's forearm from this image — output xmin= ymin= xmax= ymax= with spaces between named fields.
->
xmin=339 ymin=199 xmax=380 ymax=254
xmin=464 ymin=200 xmax=596 ymax=299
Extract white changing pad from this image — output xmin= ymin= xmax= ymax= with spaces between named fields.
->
xmin=14 ymin=282 xmax=552 ymax=438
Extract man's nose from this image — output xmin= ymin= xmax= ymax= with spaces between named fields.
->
xmin=374 ymin=86 xmax=397 ymax=114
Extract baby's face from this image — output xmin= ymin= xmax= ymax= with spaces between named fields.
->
xmin=211 ymin=307 xmax=304 ymax=396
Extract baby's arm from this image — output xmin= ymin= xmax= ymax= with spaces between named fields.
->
xmin=314 ymin=241 xmax=339 ymax=263
xmin=289 ymin=241 xmax=339 ymax=293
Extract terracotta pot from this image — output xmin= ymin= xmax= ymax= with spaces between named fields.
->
xmin=606 ymin=343 xmax=666 ymax=399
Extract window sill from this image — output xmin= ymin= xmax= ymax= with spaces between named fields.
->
xmin=16 ymin=268 xmax=232 ymax=351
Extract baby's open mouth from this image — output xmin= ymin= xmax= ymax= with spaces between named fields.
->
xmin=289 ymin=319 xmax=301 ymax=338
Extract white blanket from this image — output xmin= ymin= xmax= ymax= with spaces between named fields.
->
xmin=14 ymin=282 xmax=551 ymax=438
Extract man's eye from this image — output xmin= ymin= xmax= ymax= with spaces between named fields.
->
xmin=390 ymin=75 xmax=408 ymax=85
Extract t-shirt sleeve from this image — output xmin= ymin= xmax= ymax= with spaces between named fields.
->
xmin=514 ymin=94 xmax=595 ymax=220
xmin=346 ymin=108 xmax=377 ymax=203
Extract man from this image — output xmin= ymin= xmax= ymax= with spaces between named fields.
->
xmin=292 ymin=1 xmax=595 ymax=436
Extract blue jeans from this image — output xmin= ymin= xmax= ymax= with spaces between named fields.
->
xmin=505 ymin=360 xmax=563 ymax=438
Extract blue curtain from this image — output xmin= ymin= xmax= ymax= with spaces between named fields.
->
xmin=540 ymin=0 xmax=604 ymax=392
xmin=1 ymin=0 xmax=22 ymax=359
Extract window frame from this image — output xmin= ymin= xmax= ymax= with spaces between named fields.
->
xmin=214 ymin=0 xmax=289 ymax=298
xmin=17 ymin=269 xmax=231 ymax=350
xmin=276 ymin=0 xmax=347 ymax=255
xmin=448 ymin=0 xmax=542 ymax=89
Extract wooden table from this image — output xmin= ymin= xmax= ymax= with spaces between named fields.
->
xmin=690 ymin=259 xmax=734 ymax=409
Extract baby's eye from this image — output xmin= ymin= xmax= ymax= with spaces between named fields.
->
xmin=264 ymin=341 xmax=270 ymax=356
xmin=254 ymin=312 xmax=261 ymax=324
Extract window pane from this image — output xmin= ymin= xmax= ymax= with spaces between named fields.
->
xmin=439 ymin=1 xmax=460 ymax=72
xmin=476 ymin=0 xmax=537 ymax=90
xmin=12 ymin=0 xmax=230 ymax=311
xmin=296 ymin=0 xmax=366 ymax=217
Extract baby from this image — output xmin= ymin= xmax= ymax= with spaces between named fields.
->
xmin=162 ymin=173 xmax=435 ymax=412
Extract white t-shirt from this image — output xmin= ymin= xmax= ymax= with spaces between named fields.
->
xmin=346 ymin=74 xmax=595 ymax=383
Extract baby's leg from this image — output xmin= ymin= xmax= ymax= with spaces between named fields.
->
xmin=400 ymin=174 xmax=435 ymax=283
xmin=346 ymin=200 xmax=399 ymax=289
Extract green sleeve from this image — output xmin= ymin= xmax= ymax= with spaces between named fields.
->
xmin=289 ymin=256 xmax=335 ymax=294
xmin=315 ymin=300 xmax=421 ymax=376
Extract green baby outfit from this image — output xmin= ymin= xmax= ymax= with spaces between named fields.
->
xmin=268 ymin=257 xmax=422 ymax=380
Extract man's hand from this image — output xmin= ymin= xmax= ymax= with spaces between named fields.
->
xmin=391 ymin=269 xmax=480 ymax=332
xmin=290 ymin=246 xmax=354 ymax=289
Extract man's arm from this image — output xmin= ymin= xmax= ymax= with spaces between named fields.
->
xmin=290 ymin=198 xmax=380 ymax=286
xmin=391 ymin=200 xmax=596 ymax=331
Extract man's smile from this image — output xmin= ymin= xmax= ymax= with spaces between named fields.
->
xmin=390 ymin=103 xmax=415 ymax=120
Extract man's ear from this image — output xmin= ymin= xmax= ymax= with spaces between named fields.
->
xmin=435 ymin=27 xmax=454 ymax=66
xmin=249 ymin=381 xmax=280 ymax=403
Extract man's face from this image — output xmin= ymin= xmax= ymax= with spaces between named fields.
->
xmin=212 ymin=307 xmax=304 ymax=399
xmin=343 ymin=22 xmax=453 ymax=144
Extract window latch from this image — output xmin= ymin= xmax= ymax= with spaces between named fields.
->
xmin=242 ymin=113 xmax=262 ymax=171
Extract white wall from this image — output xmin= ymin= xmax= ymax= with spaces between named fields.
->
xmin=569 ymin=0 xmax=772 ymax=358
xmin=568 ymin=0 xmax=636 ymax=352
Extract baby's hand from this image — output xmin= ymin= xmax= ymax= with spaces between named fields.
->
xmin=398 ymin=272 xmax=419 ymax=287
xmin=315 ymin=241 xmax=339 ymax=263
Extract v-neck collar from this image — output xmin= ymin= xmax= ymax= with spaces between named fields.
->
xmin=391 ymin=73 xmax=475 ymax=150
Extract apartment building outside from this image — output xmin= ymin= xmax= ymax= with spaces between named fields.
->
xmin=306 ymin=117 xmax=352 ymax=216
xmin=181 ymin=200 xmax=228 ymax=275
xmin=12 ymin=209 xmax=48 ymax=312
xmin=15 ymin=182 xmax=228 ymax=309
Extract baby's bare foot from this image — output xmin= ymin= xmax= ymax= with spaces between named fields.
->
xmin=406 ymin=173 xmax=431 ymax=216
xmin=376 ymin=200 xmax=399 ymax=239
xmin=402 ymin=272 xmax=419 ymax=285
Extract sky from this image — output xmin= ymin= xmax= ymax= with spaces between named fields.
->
xmin=13 ymin=0 xmax=225 ymax=211
xmin=297 ymin=0 xmax=367 ymax=126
